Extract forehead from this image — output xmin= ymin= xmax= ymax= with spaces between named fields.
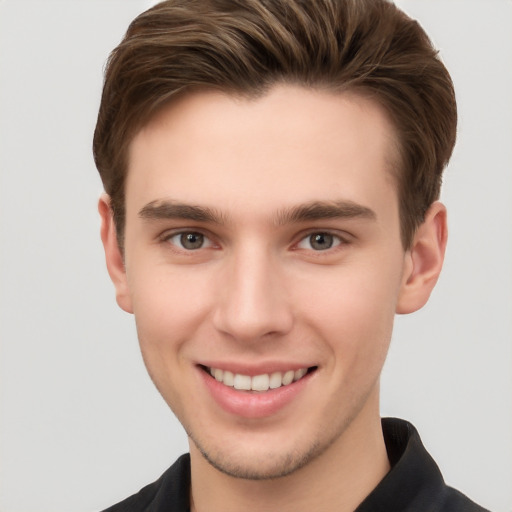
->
xmin=126 ymin=85 xmax=400 ymax=219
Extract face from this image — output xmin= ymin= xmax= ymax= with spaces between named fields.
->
xmin=106 ymin=85 xmax=417 ymax=479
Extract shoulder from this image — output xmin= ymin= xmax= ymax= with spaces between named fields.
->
xmin=442 ymin=486 xmax=491 ymax=512
xmin=356 ymin=418 xmax=491 ymax=512
xmin=100 ymin=454 xmax=191 ymax=512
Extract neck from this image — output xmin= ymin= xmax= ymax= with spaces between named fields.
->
xmin=189 ymin=394 xmax=390 ymax=512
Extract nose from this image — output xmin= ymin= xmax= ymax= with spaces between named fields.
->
xmin=212 ymin=244 xmax=293 ymax=342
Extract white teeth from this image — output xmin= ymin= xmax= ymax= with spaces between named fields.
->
xmin=223 ymin=370 xmax=234 ymax=387
xmin=233 ymin=374 xmax=251 ymax=390
xmin=282 ymin=370 xmax=294 ymax=386
xmin=207 ymin=366 xmax=309 ymax=391
xmin=269 ymin=372 xmax=282 ymax=389
xmin=294 ymin=368 xmax=307 ymax=381
xmin=251 ymin=374 xmax=270 ymax=392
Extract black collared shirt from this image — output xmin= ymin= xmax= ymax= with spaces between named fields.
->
xmin=102 ymin=418 xmax=490 ymax=511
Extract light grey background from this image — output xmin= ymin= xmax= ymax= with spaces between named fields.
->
xmin=0 ymin=1 xmax=510 ymax=511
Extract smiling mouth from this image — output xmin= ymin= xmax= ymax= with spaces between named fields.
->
xmin=201 ymin=365 xmax=317 ymax=392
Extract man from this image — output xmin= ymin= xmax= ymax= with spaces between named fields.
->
xmin=93 ymin=0 xmax=489 ymax=510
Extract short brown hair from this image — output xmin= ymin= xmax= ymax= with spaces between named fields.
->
xmin=93 ymin=0 xmax=456 ymax=249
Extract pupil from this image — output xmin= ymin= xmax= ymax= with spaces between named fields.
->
xmin=310 ymin=233 xmax=333 ymax=250
xmin=181 ymin=232 xmax=203 ymax=249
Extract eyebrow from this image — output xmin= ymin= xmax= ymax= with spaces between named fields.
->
xmin=138 ymin=198 xmax=376 ymax=225
xmin=274 ymin=200 xmax=376 ymax=225
xmin=139 ymin=200 xmax=226 ymax=224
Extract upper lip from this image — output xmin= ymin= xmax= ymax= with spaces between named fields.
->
xmin=197 ymin=361 xmax=317 ymax=376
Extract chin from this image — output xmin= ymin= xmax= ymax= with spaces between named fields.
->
xmin=188 ymin=428 xmax=333 ymax=481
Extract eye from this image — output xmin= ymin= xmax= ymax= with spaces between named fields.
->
xmin=296 ymin=232 xmax=342 ymax=251
xmin=166 ymin=231 xmax=213 ymax=250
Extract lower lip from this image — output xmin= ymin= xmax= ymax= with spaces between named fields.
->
xmin=199 ymin=368 xmax=313 ymax=419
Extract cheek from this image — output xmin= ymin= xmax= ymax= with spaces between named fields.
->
xmin=128 ymin=269 xmax=212 ymax=415
xmin=127 ymin=263 xmax=213 ymax=364
xmin=296 ymin=260 xmax=401 ymax=364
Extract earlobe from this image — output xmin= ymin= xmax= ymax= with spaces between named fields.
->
xmin=98 ymin=194 xmax=133 ymax=314
xmin=396 ymin=201 xmax=448 ymax=314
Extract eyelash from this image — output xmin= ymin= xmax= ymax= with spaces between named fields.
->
xmin=294 ymin=231 xmax=347 ymax=252
xmin=160 ymin=230 xmax=216 ymax=251
xmin=159 ymin=229 xmax=350 ymax=253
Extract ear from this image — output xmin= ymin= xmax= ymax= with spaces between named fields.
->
xmin=396 ymin=201 xmax=448 ymax=314
xmin=98 ymin=194 xmax=133 ymax=314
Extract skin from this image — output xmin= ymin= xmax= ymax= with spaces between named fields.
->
xmin=100 ymin=85 xmax=447 ymax=512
